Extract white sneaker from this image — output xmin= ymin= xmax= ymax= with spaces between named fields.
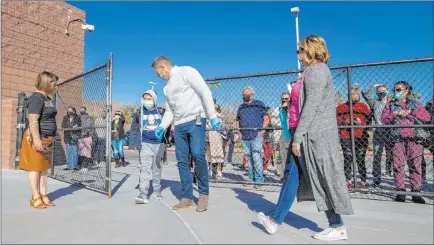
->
xmin=258 ymin=212 xmax=278 ymax=235
xmin=312 ymin=227 xmax=348 ymax=241
xmin=134 ymin=195 xmax=149 ymax=204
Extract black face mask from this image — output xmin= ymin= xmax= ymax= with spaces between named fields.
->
xmin=80 ymin=111 xmax=86 ymax=115
xmin=242 ymin=95 xmax=250 ymax=103
xmin=67 ymin=112 xmax=74 ymax=116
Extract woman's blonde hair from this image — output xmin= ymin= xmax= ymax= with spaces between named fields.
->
xmin=35 ymin=71 xmax=59 ymax=94
xmin=298 ymin=35 xmax=330 ymax=66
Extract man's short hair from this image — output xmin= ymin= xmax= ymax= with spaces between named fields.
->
xmin=80 ymin=106 xmax=87 ymax=111
xmin=151 ymin=56 xmax=170 ymax=68
xmin=242 ymin=86 xmax=255 ymax=95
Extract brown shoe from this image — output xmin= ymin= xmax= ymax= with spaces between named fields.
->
xmin=172 ymin=198 xmax=194 ymax=210
xmin=196 ymin=195 xmax=209 ymax=212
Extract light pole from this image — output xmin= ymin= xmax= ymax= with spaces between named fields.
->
xmin=291 ymin=6 xmax=300 ymax=72
xmin=149 ymin=81 xmax=157 ymax=90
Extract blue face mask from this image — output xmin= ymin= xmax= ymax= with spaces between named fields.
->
xmin=377 ymin=92 xmax=388 ymax=99
xmin=142 ymin=99 xmax=154 ymax=110
xmin=394 ymin=91 xmax=403 ymax=100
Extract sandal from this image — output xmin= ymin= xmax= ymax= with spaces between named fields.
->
xmin=40 ymin=194 xmax=55 ymax=207
xmin=30 ymin=196 xmax=47 ymax=209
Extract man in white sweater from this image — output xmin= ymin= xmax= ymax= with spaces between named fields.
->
xmin=152 ymin=56 xmax=220 ymax=212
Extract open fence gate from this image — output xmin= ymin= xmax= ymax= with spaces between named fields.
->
xmin=15 ymin=54 xmax=114 ymax=197
xmin=50 ymin=54 xmax=113 ymax=196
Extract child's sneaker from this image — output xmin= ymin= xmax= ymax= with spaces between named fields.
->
xmin=134 ymin=194 xmax=149 ymax=204
xmin=152 ymin=191 xmax=163 ymax=200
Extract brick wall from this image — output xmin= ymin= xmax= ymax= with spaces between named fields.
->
xmin=1 ymin=1 xmax=85 ymax=169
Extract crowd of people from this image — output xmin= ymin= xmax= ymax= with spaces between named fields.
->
xmin=18 ymin=34 xmax=433 ymax=242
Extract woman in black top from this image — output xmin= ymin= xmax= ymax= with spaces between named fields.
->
xmin=19 ymin=71 xmax=59 ymax=209
xmin=61 ymin=106 xmax=81 ymax=170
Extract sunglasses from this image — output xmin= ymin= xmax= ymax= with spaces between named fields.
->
xmin=296 ymin=47 xmax=305 ymax=54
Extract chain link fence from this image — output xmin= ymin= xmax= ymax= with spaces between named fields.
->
xmin=204 ymin=57 xmax=433 ymax=202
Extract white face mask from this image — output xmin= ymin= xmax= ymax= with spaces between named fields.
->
xmin=142 ymin=99 xmax=154 ymax=110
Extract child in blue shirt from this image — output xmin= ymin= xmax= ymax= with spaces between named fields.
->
xmin=134 ymin=89 xmax=166 ymax=204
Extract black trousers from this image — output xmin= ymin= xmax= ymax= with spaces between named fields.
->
xmin=341 ymin=138 xmax=368 ymax=183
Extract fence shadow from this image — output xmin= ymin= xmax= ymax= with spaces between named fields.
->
xmin=49 ymin=183 xmax=85 ymax=202
xmin=111 ymin=172 xmax=131 ymax=197
xmin=233 ymin=188 xmax=322 ymax=232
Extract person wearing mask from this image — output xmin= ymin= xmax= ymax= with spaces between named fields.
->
xmin=236 ymin=86 xmax=268 ymax=189
xmin=257 ymin=35 xmax=354 ymax=241
xmin=93 ymin=112 xmax=107 ymax=167
xmin=151 ymin=56 xmax=220 ymax=212
xmin=112 ymin=110 xmax=126 ymax=168
xmin=273 ymin=92 xmax=291 ymax=179
xmin=382 ymin=81 xmax=431 ymax=204
xmin=134 ymin=90 xmax=166 ymax=204
xmin=362 ymin=84 xmax=393 ymax=187
xmin=19 ymin=71 xmax=59 ymax=208
xmin=421 ymin=98 xmax=433 ymax=180
xmin=78 ymin=106 xmax=94 ymax=169
xmin=337 ymin=87 xmax=371 ymax=189
xmin=62 ymin=106 xmax=81 ymax=171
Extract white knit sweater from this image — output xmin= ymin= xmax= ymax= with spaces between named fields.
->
xmin=160 ymin=66 xmax=217 ymax=129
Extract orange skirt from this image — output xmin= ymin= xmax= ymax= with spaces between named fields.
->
xmin=19 ymin=130 xmax=53 ymax=171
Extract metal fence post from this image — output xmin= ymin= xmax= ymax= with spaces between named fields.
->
xmin=15 ymin=92 xmax=26 ymax=169
xmin=346 ymin=66 xmax=358 ymax=190
xmin=106 ymin=53 xmax=113 ymax=197
xmin=50 ymin=91 xmax=59 ymax=175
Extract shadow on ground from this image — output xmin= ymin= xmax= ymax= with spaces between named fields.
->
xmin=49 ymin=184 xmax=85 ymax=202
xmin=233 ymin=188 xmax=322 ymax=233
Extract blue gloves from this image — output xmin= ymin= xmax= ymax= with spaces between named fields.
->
xmin=210 ymin=117 xmax=221 ymax=130
xmin=155 ymin=127 xmax=165 ymax=140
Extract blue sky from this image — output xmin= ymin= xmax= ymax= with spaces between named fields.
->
xmin=68 ymin=1 xmax=433 ymax=107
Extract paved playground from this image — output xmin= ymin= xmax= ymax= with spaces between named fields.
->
xmin=1 ymin=151 xmax=433 ymax=244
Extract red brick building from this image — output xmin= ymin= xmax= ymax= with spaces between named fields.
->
xmin=1 ymin=1 xmax=85 ymax=169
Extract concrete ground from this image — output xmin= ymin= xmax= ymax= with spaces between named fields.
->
xmin=1 ymin=151 xmax=433 ymax=244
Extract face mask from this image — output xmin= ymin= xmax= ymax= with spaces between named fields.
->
xmin=377 ymin=92 xmax=388 ymax=99
xmin=142 ymin=99 xmax=154 ymax=110
xmin=80 ymin=111 xmax=85 ymax=115
xmin=67 ymin=112 xmax=73 ymax=116
xmin=394 ymin=91 xmax=403 ymax=100
xmin=242 ymin=95 xmax=250 ymax=103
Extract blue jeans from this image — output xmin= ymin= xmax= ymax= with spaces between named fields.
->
xmin=174 ymin=118 xmax=209 ymax=199
xmin=242 ymin=137 xmax=264 ymax=183
xmin=227 ymin=142 xmax=235 ymax=163
xmin=112 ymin=139 xmax=124 ymax=159
xmin=272 ymin=154 xmax=299 ymax=224
xmin=66 ymin=144 xmax=78 ymax=169
xmin=272 ymin=128 xmax=344 ymax=228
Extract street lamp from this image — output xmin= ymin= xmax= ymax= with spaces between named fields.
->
xmin=149 ymin=81 xmax=157 ymax=90
xmin=291 ymin=6 xmax=300 ymax=72
xmin=65 ymin=18 xmax=95 ymax=36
